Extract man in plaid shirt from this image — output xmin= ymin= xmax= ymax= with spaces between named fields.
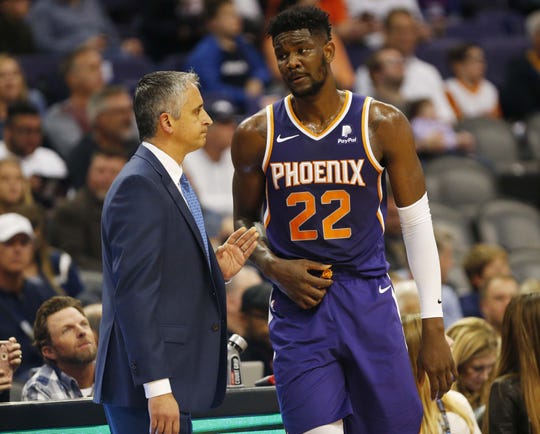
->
xmin=22 ymin=296 xmax=96 ymax=401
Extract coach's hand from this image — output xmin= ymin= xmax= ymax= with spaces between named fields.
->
xmin=270 ymin=258 xmax=333 ymax=309
xmin=417 ymin=317 xmax=457 ymax=400
xmin=148 ymin=393 xmax=180 ymax=434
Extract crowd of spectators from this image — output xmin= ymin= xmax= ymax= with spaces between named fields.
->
xmin=0 ymin=0 xmax=540 ymax=431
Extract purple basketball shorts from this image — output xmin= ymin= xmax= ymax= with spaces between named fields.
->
xmin=269 ymin=272 xmax=422 ymax=434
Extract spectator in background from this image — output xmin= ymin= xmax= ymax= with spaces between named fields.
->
xmin=485 ymin=293 xmax=540 ymax=434
xmin=22 ymin=296 xmax=96 ymax=400
xmin=184 ymin=98 xmax=237 ymax=243
xmin=501 ymin=10 xmax=540 ymax=120
xmin=66 ymin=85 xmax=136 ymax=190
xmin=27 ymin=0 xmax=143 ymax=57
xmin=0 ymin=337 xmax=22 ymax=402
xmin=232 ymin=0 xmax=264 ymax=44
xmin=16 ymin=204 xmax=85 ymax=299
xmin=394 ymin=279 xmax=421 ymax=316
xmin=0 ymin=157 xmax=33 ymax=214
xmin=435 ymin=227 xmax=464 ymax=328
xmin=0 ymin=54 xmax=47 ymax=139
xmin=408 ymin=98 xmax=475 ymax=160
xmin=138 ymin=0 xmax=206 ymax=63
xmin=519 ymin=277 xmax=540 ymax=294
xmin=0 ymin=0 xmax=35 ymax=54
xmin=0 ymin=101 xmax=68 ymax=209
xmin=346 ymin=0 xmax=424 ymax=48
xmin=460 ymin=243 xmax=511 ymax=318
xmin=479 ymin=275 xmax=519 ymax=337
xmin=43 ymin=46 xmax=105 ymax=159
xmin=366 ymin=47 xmax=407 ymax=112
xmin=446 ymin=317 xmax=499 ymax=419
xmin=226 ymin=265 xmax=263 ymax=338
xmin=445 ymin=43 xmax=501 ymax=121
xmin=240 ymin=282 xmax=273 ymax=376
xmin=51 ymin=151 xmax=127 ymax=273
xmin=402 ymin=314 xmax=481 ymax=434
xmin=185 ymin=0 xmax=271 ymax=114
xmin=356 ymin=8 xmax=456 ymax=123
xmin=0 ymin=213 xmax=56 ymax=382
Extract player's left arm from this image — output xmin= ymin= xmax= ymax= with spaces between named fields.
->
xmin=369 ymin=100 xmax=457 ymax=399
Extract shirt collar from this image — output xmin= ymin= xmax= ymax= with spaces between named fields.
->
xmin=142 ymin=141 xmax=183 ymax=185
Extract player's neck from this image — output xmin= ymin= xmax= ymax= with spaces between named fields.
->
xmin=291 ymin=87 xmax=344 ymax=134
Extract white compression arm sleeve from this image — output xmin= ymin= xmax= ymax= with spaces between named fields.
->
xmin=397 ymin=192 xmax=443 ymax=318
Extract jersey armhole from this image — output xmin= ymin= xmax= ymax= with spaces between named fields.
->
xmin=361 ymin=96 xmax=384 ymax=174
xmin=262 ymin=104 xmax=274 ymax=172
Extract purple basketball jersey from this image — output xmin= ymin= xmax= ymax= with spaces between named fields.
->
xmin=263 ymin=92 xmax=388 ymax=276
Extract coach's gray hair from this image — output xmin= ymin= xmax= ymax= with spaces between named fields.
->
xmin=526 ymin=10 xmax=540 ymax=38
xmin=134 ymin=71 xmax=200 ymax=141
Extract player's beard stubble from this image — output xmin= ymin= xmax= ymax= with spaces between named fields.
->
xmin=289 ymin=57 xmax=328 ymax=98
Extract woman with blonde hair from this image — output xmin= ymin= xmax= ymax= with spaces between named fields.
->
xmin=446 ymin=317 xmax=499 ymax=418
xmin=0 ymin=53 xmax=46 ymax=138
xmin=0 ymin=157 xmax=33 ymax=213
xmin=486 ymin=293 xmax=540 ymax=433
xmin=402 ymin=314 xmax=481 ymax=433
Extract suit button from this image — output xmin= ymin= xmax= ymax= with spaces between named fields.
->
xmin=212 ymin=291 xmax=216 ymax=296
xmin=211 ymin=323 xmax=219 ymax=332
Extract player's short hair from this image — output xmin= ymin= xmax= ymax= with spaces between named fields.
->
xmin=267 ymin=5 xmax=331 ymax=42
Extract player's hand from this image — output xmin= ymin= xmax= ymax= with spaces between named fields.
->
xmin=270 ymin=258 xmax=333 ymax=309
xmin=417 ymin=317 xmax=457 ymax=400
xmin=216 ymin=227 xmax=259 ymax=281
xmin=148 ymin=393 xmax=180 ymax=434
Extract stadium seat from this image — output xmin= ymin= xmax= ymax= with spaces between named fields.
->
xmin=430 ymin=201 xmax=475 ymax=261
xmin=476 ymin=198 xmax=540 ymax=252
xmin=508 ymin=248 xmax=540 ymax=283
xmin=457 ymin=117 xmax=522 ymax=167
xmin=524 ymin=112 xmax=540 ymax=160
xmin=424 ymin=156 xmax=498 ymax=220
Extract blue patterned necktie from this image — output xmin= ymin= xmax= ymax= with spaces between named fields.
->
xmin=179 ymin=173 xmax=210 ymax=262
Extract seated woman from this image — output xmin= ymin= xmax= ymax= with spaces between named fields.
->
xmin=485 ymin=293 xmax=540 ymax=433
xmin=16 ymin=204 xmax=85 ymax=299
xmin=0 ymin=157 xmax=33 ymax=214
xmin=0 ymin=54 xmax=47 ymax=139
xmin=403 ymin=314 xmax=481 ymax=433
xmin=446 ymin=317 xmax=499 ymax=420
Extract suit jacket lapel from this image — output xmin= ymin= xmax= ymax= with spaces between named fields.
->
xmin=134 ymin=145 xmax=210 ymax=261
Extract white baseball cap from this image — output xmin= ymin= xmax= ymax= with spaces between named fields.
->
xmin=0 ymin=213 xmax=34 ymax=243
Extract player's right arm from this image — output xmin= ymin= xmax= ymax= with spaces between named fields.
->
xmin=231 ymin=110 xmax=332 ymax=309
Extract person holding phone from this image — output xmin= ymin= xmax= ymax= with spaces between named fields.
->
xmin=0 ymin=337 xmax=22 ymax=402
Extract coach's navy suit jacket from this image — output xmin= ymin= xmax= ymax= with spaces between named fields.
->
xmin=93 ymin=144 xmax=227 ymax=412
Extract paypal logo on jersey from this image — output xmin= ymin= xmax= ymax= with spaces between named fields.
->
xmin=338 ymin=124 xmax=357 ymax=144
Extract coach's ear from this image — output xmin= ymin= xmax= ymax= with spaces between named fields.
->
xmin=159 ymin=112 xmax=174 ymax=135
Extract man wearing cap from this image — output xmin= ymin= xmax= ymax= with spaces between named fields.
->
xmin=183 ymin=98 xmax=238 ymax=243
xmin=0 ymin=213 xmax=56 ymax=382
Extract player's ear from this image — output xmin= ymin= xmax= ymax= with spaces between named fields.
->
xmin=323 ymin=39 xmax=335 ymax=64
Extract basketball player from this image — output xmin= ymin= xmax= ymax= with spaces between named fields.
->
xmin=231 ymin=6 xmax=456 ymax=434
